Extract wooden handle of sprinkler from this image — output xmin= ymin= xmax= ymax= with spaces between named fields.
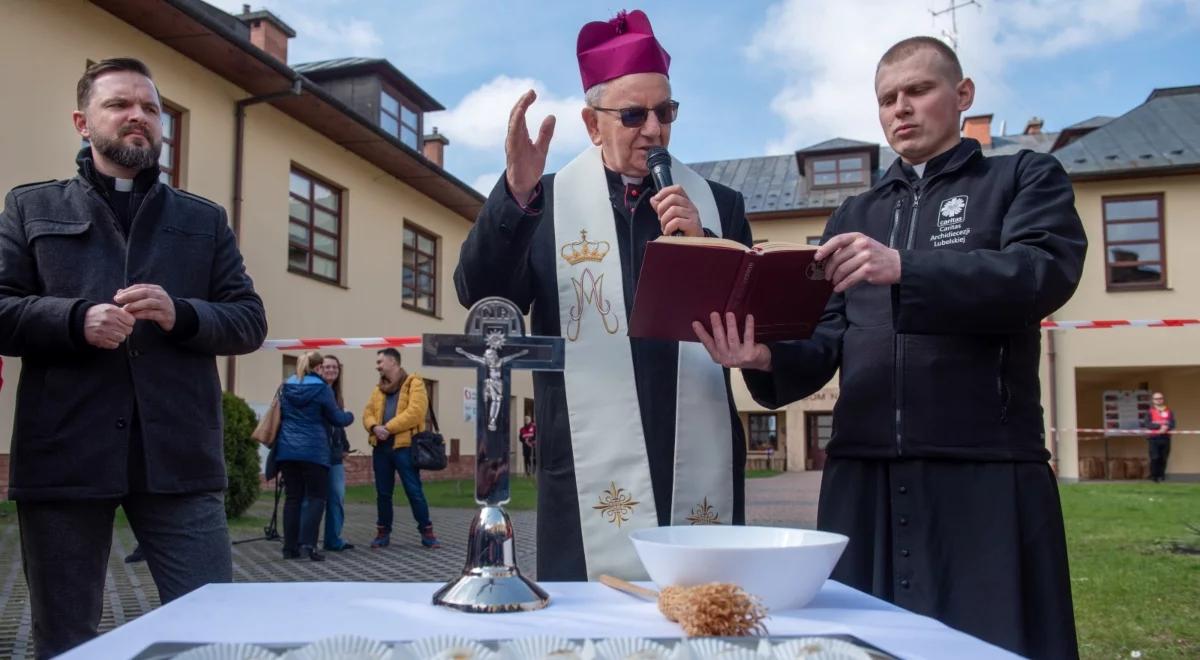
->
xmin=598 ymin=575 xmax=661 ymax=601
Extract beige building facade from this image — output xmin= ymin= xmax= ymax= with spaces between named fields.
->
xmin=0 ymin=0 xmax=536 ymax=490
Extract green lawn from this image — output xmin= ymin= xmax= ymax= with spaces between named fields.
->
xmin=1061 ymin=482 xmax=1200 ymax=659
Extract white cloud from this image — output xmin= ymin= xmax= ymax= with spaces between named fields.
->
xmin=471 ymin=171 xmax=502 ymax=195
xmin=207 ymin=0 xmax=382 ymax=61
xmin=430 ymin=75 xmax=590 ymax=155
xmin=749 ymin=0 xmax=1182 ymax=155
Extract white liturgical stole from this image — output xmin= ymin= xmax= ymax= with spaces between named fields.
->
xmin=553 ymin=146 xmax=734 ymax=580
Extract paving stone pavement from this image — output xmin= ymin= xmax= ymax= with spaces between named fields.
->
xmin=0 ymin=471 xmax=820 ymax=659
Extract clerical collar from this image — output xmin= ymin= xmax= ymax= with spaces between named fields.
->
xmin=114 ymin=177 xmax=134 ymax=192
xmin=900 ymin=142 xmax=959 ymax=183
xmin=620 ymin=174 xmax=643 ymax=186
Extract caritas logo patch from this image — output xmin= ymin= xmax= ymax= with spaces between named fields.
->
xmin=931 ymin=195 xmax=971 ymax=247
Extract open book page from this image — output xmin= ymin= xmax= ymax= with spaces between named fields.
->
xmin=755 ymin=241 xmax=819 ymax=254
xmin=653 ymin=235 xmax=748 ymax=251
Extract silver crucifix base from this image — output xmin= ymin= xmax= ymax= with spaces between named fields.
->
xmin=431 ymin=506 xmax=549 ymax=613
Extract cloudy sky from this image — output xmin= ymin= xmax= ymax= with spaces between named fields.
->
xmin=212 ymin=0 xmax=1200 ymax=192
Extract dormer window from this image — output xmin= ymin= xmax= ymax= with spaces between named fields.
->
xmin=810 ymin=154 xmax=867 ymax=188
xmin=380 ymin=89 xmax=420 ymax=149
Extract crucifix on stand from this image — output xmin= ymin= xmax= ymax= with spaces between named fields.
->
xmin=423 ymin=296 xmax=564 ymax=612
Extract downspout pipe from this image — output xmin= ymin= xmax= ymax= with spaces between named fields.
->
xmin=1046 ymin=315 xmax=1060 ymax=475
xmin=224 ymin=78 xmax=303 ymax=393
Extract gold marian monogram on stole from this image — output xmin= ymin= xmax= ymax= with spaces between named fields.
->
xmin=686 ymin=497 xmax=721 ymax=525
xmin=560 ymin=229 xmax=620 ymax=341
xmin=593 ymin=482 xmax=640 ymax=527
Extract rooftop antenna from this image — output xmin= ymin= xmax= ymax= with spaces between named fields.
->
xmin=929 ymin=0 xmax=981 ymax=51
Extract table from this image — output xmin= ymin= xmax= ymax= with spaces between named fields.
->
xmin=60 ymin=581 xmax=1020 ymax=659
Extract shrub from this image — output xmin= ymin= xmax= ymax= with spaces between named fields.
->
xmin=222 ymin=391 xmax=261 ymax=519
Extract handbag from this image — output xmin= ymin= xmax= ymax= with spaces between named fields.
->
xmin=251 ymin=385 xmax=283 ymax=447
xmin=411 ymin=404 xmax=448 ymax=471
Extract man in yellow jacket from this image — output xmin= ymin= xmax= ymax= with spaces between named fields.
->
xmin=363 ymin=347 xmax=440 ymax=548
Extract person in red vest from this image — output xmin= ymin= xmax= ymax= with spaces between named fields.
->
xmin=1146 ymin=392 xmax=1176 ymax=483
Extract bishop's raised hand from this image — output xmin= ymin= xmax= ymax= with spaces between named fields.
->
xmin=505 ymin=89 xmax=556 ymax=207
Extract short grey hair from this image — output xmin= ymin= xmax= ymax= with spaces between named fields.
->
xmin=584 ymin=82 xmax=607 ymax=108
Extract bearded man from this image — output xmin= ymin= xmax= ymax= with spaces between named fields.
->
xmin=0 ymin=57 xmax=266 ymax=658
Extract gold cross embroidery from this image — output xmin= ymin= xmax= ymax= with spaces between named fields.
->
xmin=593 ymin=482 xmax=640 ymax=527
xmin=686 ymin=497 xmax=720 ymax=525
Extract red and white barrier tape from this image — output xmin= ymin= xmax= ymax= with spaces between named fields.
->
xmin=260 ymin=336 xmax=422 ymax=351
xmin=1058 ymin=428 xmax=1200 ymax=436
xmin=257 ymin=320 xmax=1200 ymax=351
xmin=1040 ymin=319 xmax=1200 ymax=330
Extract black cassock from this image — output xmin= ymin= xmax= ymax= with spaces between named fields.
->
xmin=454 ymin=169 xmax=751 ymax=581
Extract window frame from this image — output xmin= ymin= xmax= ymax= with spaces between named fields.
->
xmin=380 ymin=87 xmax=421 ymax=150
xmin=807 ymin=152 xmax=869 ymax=189
xmin=746 ymin=412 xmax=779 ymax=451
xmin=159 ymin=102 xmax=182 ymax=188
xmin=402 ymin=221 xmax=439 ymax=316
xmin=288 ymin=166 xmax=344 ymax=285
xmin=1102 ymin=193 xmax=1167 ymax=291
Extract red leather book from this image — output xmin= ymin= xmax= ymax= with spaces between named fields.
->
xmin=629 ymin=236 xmax=833 ymax=343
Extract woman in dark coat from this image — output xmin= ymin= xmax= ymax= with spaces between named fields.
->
xmin=320 ymin=355 xmax=354 ymax=551
xmin=276 ymin=351 xmax=353 ymax=561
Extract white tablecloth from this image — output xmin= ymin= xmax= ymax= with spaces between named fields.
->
xmin=60 ymin=581 xmax=1020 ymax=659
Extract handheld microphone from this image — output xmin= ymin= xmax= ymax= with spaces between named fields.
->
xmin=646 ymin=147 xmax=682 ymax=236
xmin=646 ymin=146 xmax=673 ymax=191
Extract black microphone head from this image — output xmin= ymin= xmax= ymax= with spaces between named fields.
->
xmin=646 ymin=146 xmax=673 ymax=190
xmin=646 ymin=146 xmax=672 ymax=171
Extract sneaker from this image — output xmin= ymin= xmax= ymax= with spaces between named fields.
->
xmin=306 ymin=547 xmax=325 ymax=562
xmin=370 ymin=527 xmax=390 ymax=549
xmin=420 ymin=524 xmax=442 ymax=549
xmin=124 ymin=546 xmax=145 ymax=563
xmin=325 ymin=542 xmax=355 ymax=551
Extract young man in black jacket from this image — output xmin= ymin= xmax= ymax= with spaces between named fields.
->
xmin=0 ymin=58 xmax=266 ymax=658
xmin=697 ymin=38 xmax=1085 ymax=659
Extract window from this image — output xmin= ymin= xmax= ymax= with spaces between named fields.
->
xmin=806 ymin=236 xmax=822 ymax=246
xmin=810 ymin=154 xmax=867 ymax=188
xmin=159 ymin=104 xmax=182 ymax=187
xmin=288 ymin=168 xmax=342 ymax=283
xmin=282 ymin=355 xmax=297 ymax=382
xmin=403 ymin=223 xmax=438 ymax=314
xmin=1103 ymin=194 xmax=1166 ymax=289
xmin=747 ymin=413 xmax=779 ymax=451
xmin=380 ymin=90 xmax=420 ymax=149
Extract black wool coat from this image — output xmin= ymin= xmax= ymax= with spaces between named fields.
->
xmin=1 ymin=153 xmax=267 ymax=501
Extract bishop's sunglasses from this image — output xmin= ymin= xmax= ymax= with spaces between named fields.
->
xmin=590 ymin=100 xmax=680 ymax=128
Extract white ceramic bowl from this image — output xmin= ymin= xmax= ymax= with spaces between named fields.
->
xmin=628 ymin=526 xmax=848 ymax=611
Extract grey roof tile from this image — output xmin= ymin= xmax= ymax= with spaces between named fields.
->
xmin=1056 ymin=87 xmax=1200 ymax=175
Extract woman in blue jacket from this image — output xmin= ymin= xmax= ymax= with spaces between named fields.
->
xmin=277 ymin=351 xmax=354 ymax=561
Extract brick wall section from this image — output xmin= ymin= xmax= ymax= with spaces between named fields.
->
xmin=0 ymin=453 xmax=8 ymax=496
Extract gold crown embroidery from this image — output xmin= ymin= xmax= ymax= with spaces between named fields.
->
xmin=560 ymin=229 xmax=610 ymax=265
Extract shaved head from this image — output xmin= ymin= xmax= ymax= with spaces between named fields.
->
xmin=877 ymin=36 xmax=963 ymax=83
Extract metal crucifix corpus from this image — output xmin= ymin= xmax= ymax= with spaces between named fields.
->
xmin=423 ymin=297 xmax=564 ymax=612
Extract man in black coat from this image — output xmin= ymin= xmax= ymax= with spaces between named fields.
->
xmin=455 ymin=10 xmax=749 ymax=582
xmin=697 ymin=38 xmax=1084 ymax=659
xmin=0 ymin=58 xmax=267 ymax=658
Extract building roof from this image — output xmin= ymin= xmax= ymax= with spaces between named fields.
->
xmin=690 ymin=143 xmax=899 ymax=215
xmin=91 ymin=0 xmax=483 ymax=220
xmin=1055 ymin=86 xmax=1200 ymax=178
xmin=691 ymin=131 xmax=1063 ymax=215
xmin=293 ymin=58 xmax=444 ymax=112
